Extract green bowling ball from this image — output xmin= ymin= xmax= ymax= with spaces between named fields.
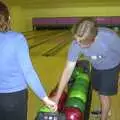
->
xmin=75 ymin=73 xmax=89 ymax=83
xmin=69 ymin=90 xmax=87 ymax=103
xmin=72 ymin=69 xmax=82 ymax=79
xmin=71 ymin=84 xmax=88 ymax=93
xmin=76 ymin=68 xmax=84 ymax=73
xmin=72 ymin=67 xmax=83 ymax=75
xmin=39 ymin=106 xmax=53 ymax=113
xmin=65 ymin=97 xmax=85 ymax=112
xmin=74 ymin=79 xmax=89 ymax=88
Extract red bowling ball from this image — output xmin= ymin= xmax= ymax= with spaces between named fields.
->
xmin=49 ymin=87 xmax=68 ymax=112
xmin=64 ymin=107 xmax=84 ymax=120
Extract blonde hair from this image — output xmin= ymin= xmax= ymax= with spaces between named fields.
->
xmin=72 ymin=17 xmax=97 ymax=42
xmin=0 ymin=1 xmax=10 ymax=32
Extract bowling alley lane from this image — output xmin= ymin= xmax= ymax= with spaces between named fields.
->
xmin=25 ymin=30 xmax=62 ymax=49
xmin=28 ymin=30 xmax=70 ymax=57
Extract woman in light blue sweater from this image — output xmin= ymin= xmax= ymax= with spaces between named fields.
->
xmin=0 ymin=1 xmax=57 ymax=120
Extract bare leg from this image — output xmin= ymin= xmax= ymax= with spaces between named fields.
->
xmin=99 ymin=94 xmax=111 ymax=120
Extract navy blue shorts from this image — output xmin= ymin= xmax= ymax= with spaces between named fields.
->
xmin=91 ymin=64 xmax=120 ymax=96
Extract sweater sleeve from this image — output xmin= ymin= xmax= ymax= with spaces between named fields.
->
xmin=16 ymin=34 xmax=47 ymax=99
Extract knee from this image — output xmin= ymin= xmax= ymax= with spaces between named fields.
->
xmin=100 ymin=95 xmax=111 ymax=105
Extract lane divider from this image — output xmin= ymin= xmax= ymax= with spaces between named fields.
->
xmin=30 ymin=31 xmax=69 ymax=49
xmin=42 ymin=35 xmax=71 ymax=56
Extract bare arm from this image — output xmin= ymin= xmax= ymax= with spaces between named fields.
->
xmin=53 ymin=40 xmax=81 ymax=102
xmin=56 ymin=60 xmax=77 ymax=101
xmin=17 ymin=34 xmax=57 ymax=111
